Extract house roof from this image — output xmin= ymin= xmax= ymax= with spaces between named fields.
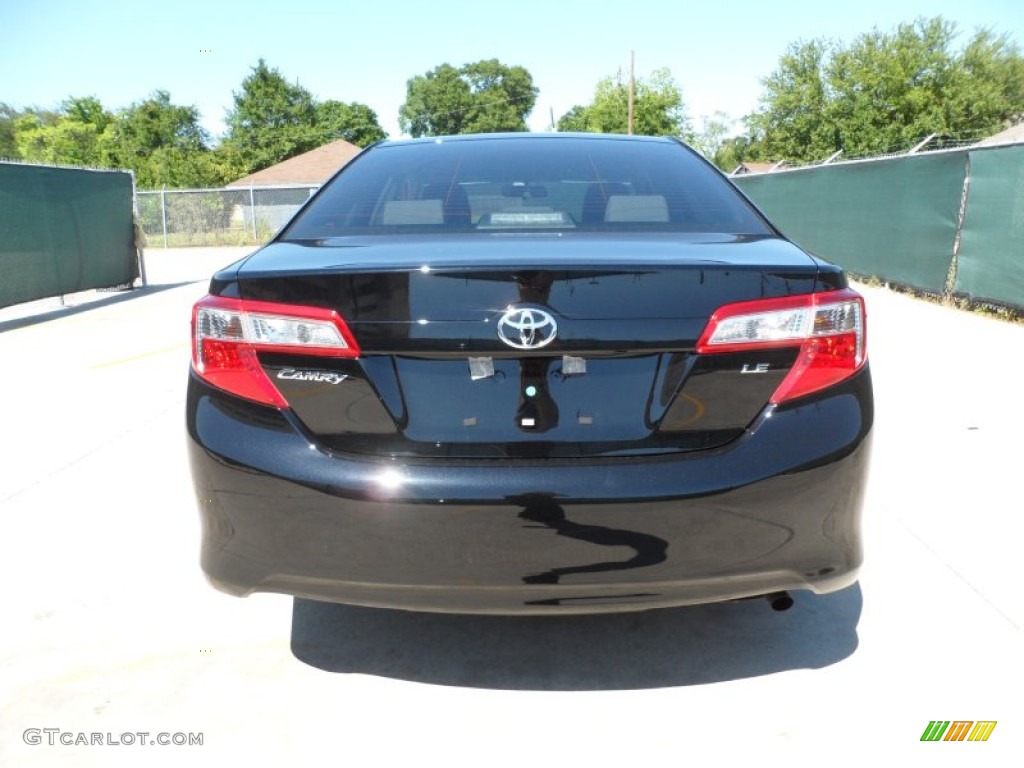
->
xmin=730 ymin=161 xmax=787 ymax=175
xmin=227 ymin=139 xmax=362 ymax=187
xmin=975 ymin=122 xmax=1024 ymax=147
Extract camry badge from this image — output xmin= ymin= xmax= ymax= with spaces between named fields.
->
xmin=277 ymin=369 xmax=348 ymax=384
xmin=497 ymin=307 xmax=558 ymax=350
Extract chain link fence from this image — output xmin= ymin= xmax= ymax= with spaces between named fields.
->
xmin=136 ymin=185 xmax=319 ymax=247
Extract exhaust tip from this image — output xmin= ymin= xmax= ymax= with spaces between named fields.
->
xmin=767 ymin=592 xmax=794 ymax=612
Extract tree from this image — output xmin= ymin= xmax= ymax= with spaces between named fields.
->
xmin=4 ymin=62 xmax=388 ymax=186
xmin=15 ymin=96 xmax=112 ymax=166
xmin=555 ymin=105 xmax=590 ymax=133
xmin=712 ymin=135 xmax=761 ymax=173
xmin=0 ymin=103 xmax=21 ymax=158
xmin=826 ymin=18 xmax=963 ymax=156
xmin=745 ymin=39 xmax=835 ymax=161
xmin=945 ymin=28 xmax=1024 ymax=132
xmin=556 ymin=68 xmax=690 ymax=138
xmin=104 ymin=91 xmax=207 ymax=156
xmin=692 ymin=111 xmax=734 ymax=161
xmin=399 ymin=59 xmax=538 ymax=136
xmin=747 ymin=17 xmax=1024 ymax=162
xmin=399 ymin=64 xmax=470 ymax=137
xmin=459 ymin=59 xmax=538 ymax=133
xmin=225 ymin=60 xmax=388 ymax=173
xmin=99 ymin=90 xmax=219 ymax=187
xmin=224 ymin=59 xmax=319 ymax=174
xmin=10 ymin=92 xmax=238 ymax=187
xmin=315 ymin=100 xmax=386 ymax=147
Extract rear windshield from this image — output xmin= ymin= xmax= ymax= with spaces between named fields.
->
xmin=280 ymin=136 xmax=772 ymax=239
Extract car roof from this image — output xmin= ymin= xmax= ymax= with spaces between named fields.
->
xmin=376 ymin=132 xmax=680 ymax=148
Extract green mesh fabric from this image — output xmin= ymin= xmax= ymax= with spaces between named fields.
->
xmin=954 ymin=145 xmax=1024 ymax=306
xmin=734 ymin=151 xmax=966 ymax=295
xmin=0 ymin=163 xmax=137 ymax=309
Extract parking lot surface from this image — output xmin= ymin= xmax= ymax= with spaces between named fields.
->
xmin=1 ymin=247 xmax=1021 ymax=766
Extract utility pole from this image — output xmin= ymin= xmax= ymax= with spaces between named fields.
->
xmin=550 ymin=106 xmax=556 ymax=132
xmin=627 ymin=50 xmax=635 ymax=135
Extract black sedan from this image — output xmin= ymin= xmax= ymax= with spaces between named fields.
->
xmin=187 ymin=133 xmax=871 ymax=614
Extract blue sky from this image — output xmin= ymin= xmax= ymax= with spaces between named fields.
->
xmin=3 ymin=0 xmax=1022 ymax=141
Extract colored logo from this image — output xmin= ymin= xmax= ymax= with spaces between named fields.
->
xmin=921 ymin=721 xmax=997 ymax=742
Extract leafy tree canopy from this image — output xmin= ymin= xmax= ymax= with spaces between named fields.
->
xmin=0 ymin=103 xmax=23 ymax=158
xmin=3 ymin=60 xmax=385 ymax=186
xmin=315 ymin=100 xmax=387 ymax=147
xmin=9 ymin=92 xmax=236 ymax=187
xmin=399 ymin=59 xmax=538 ymax=136
xmin=104 ymin=90 xmax=207 ymax=155
xmin=224 ymin=59 xmax=319 ymax=173
xmin=691 ymin=111 xmax=734 ymax=165
xmin=99 ymin=90 xmax=217 ymax=187
xmin=557 ymin=68 xmax=691 ymax=138
xmin=710 ymin=135 xmax=758 ymax=173
xmin=224 ymin=59 xmax=387 ymax=173
xmin=15 ymin=96 xmax=112 ymax=166
xmin=748 ymin=17 xmax=1024 ymax=162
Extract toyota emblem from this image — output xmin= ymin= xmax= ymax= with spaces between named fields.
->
xmin=497 ymin=307 xmax=558 ymax=350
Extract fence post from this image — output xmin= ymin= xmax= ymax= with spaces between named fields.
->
xmin=249 ymin=186 xmax=257 ymax=241
xmin=908 ymin=134 xmax=937 ymax=154
xmin=131 ymin=170 xmax=147 ymax=287
xmin=160 ymin=187 xmax=168 ymax=248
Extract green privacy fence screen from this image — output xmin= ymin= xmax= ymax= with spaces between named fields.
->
xmin=0 ymin=162 xmax=138 ymax=309
xmin=733 ymin=143 xmax=1024 ymax=310
xmin=954 ymin=145 xmax=1024 ymax=306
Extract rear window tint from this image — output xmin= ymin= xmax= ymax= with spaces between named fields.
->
xmin=280 ymin=136 xmax=772 ymax=239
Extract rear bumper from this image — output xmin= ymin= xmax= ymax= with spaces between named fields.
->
xmin=187 ymin=367 xmax=872 ymax=614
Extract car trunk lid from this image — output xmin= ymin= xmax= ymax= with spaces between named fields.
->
xmin=227 ymin=234 xmax=830 ymax=458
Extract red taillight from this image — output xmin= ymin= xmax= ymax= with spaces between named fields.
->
xmin=696 ymin=289 xmax=866 ymax=404
xmin=191 ymin=295 xmax=360 ymax=407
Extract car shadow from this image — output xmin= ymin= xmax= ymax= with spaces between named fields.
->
xmin=0 ymin=281 xmax=196 ymax=333
xmin=290 ymin=583 xmax=862 ymax=690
